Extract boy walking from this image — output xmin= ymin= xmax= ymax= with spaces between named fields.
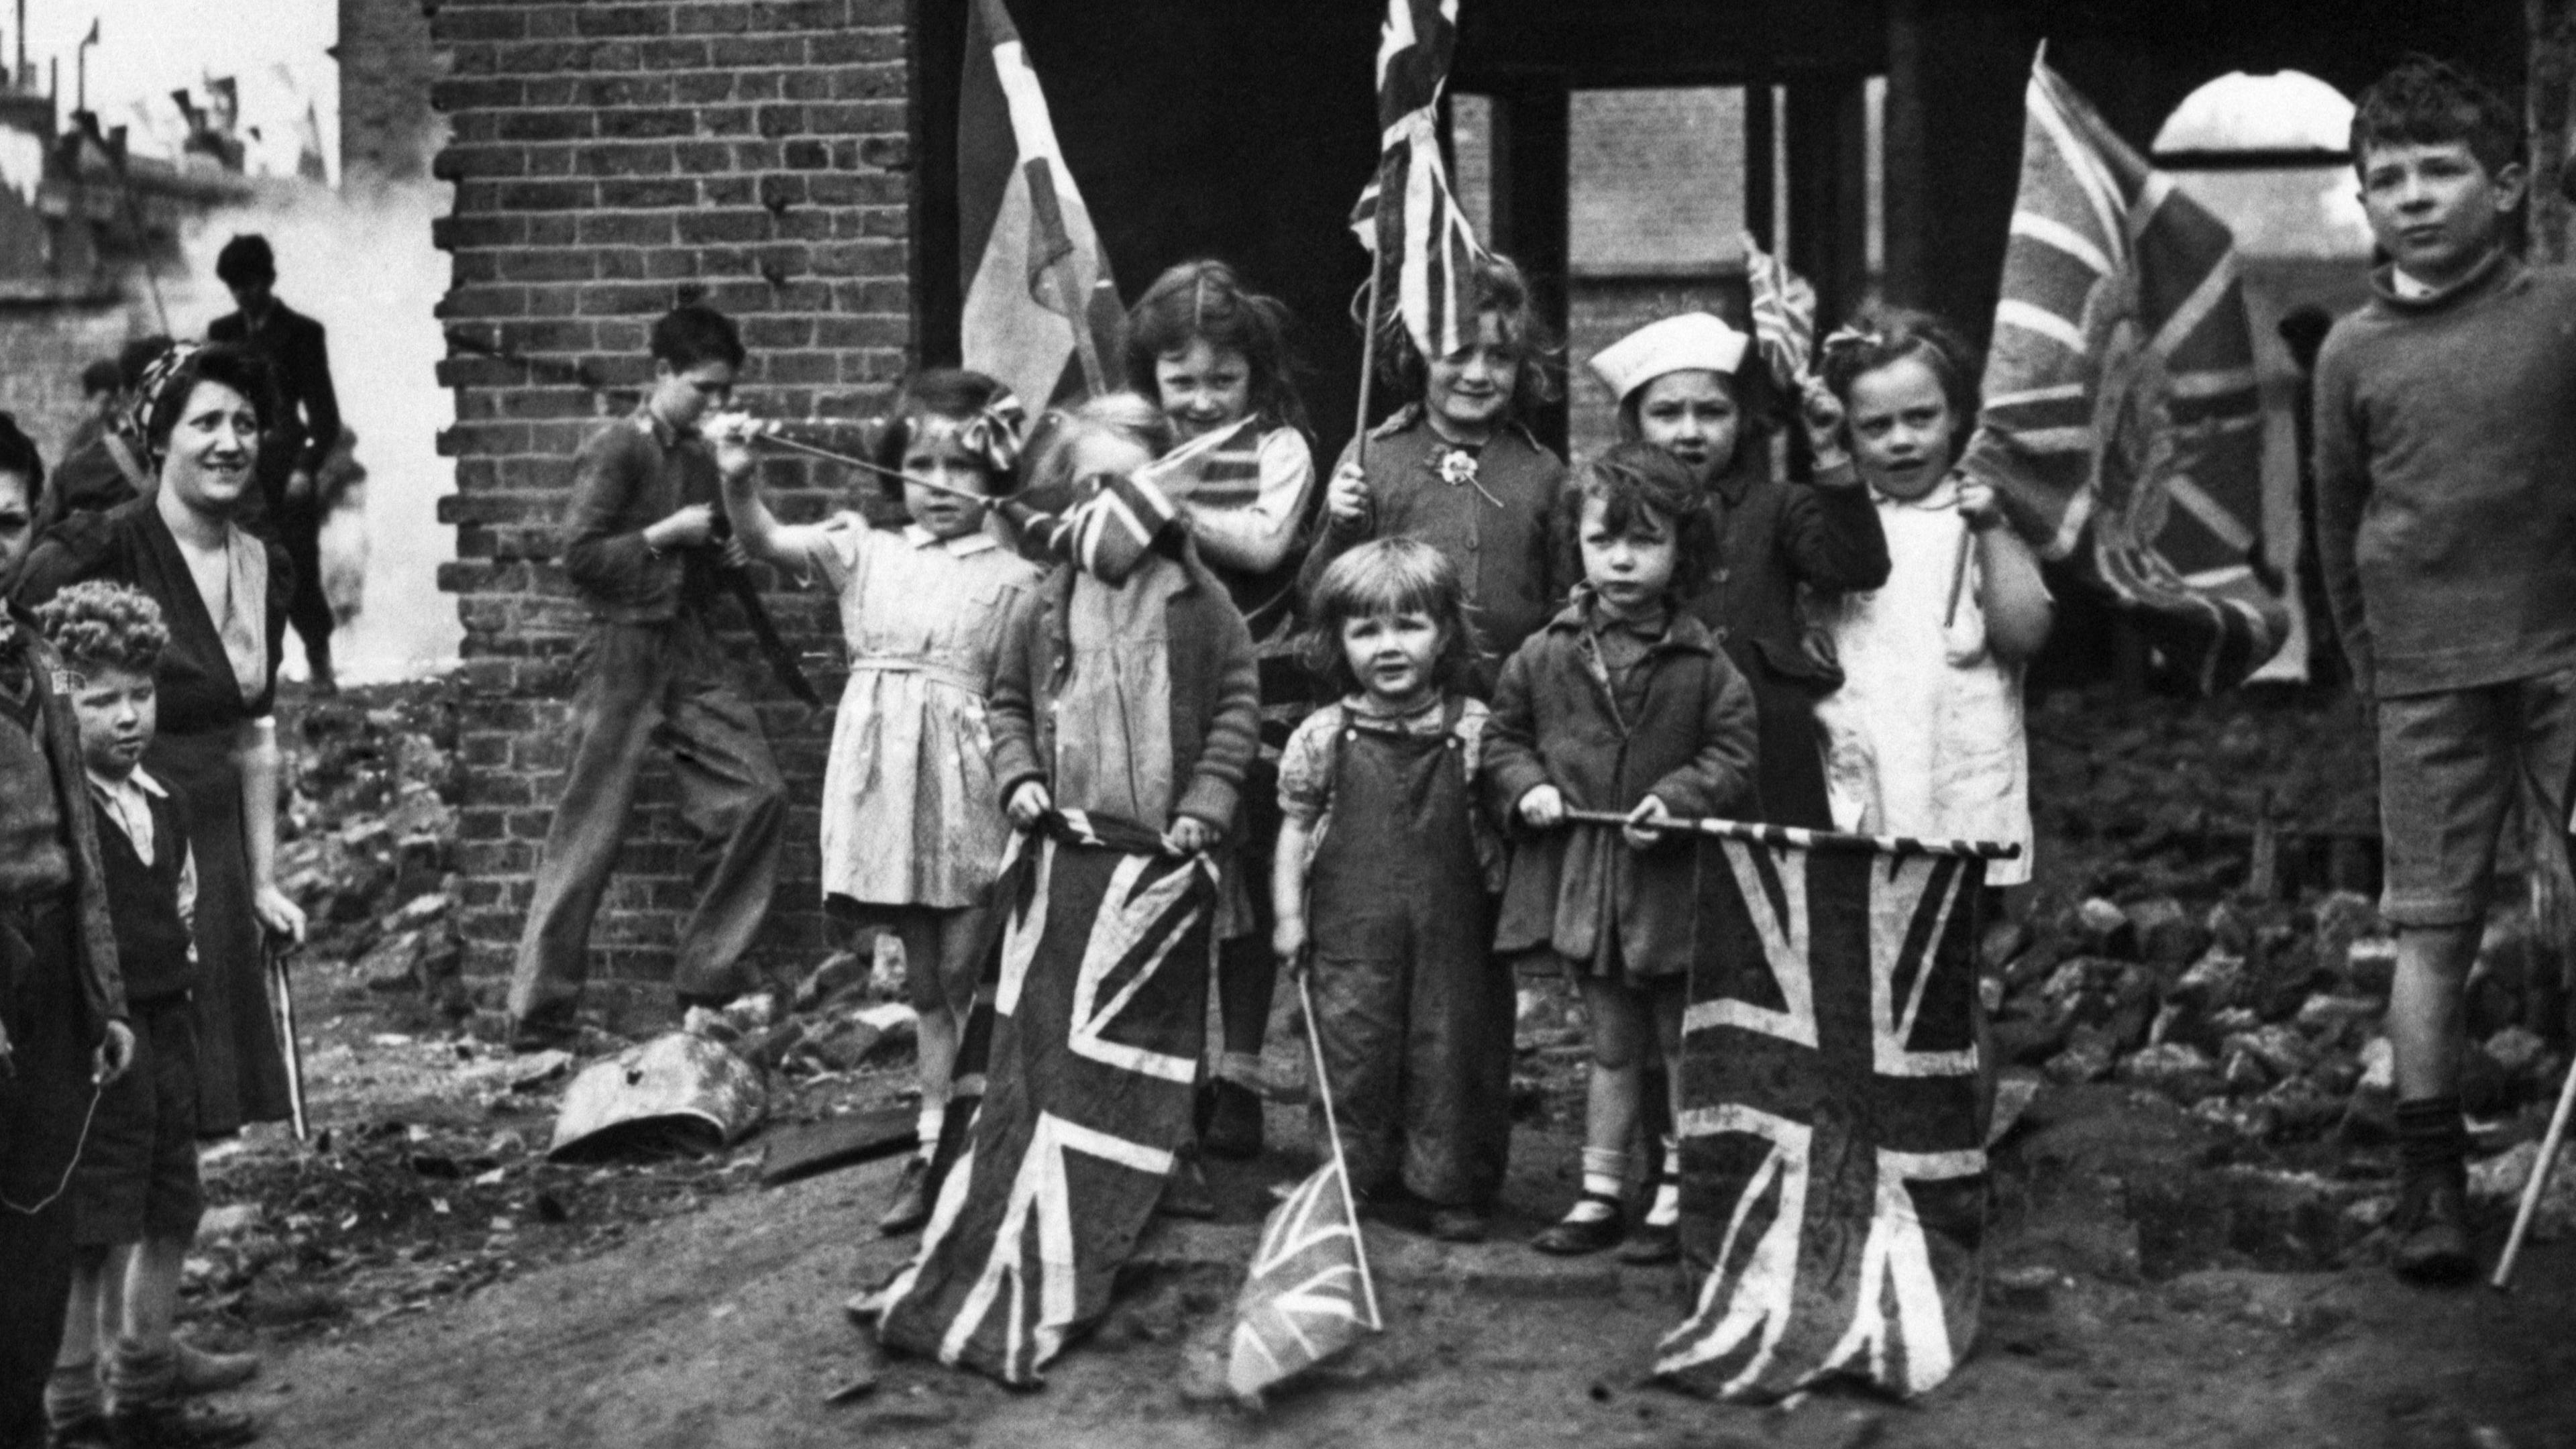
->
xmin=2312 ymin=58 xmax=2576 ymax=1281
xmin=36 ymin=582 xmax=256 ymax=1449
xmin=505 ymin=305 xmax=788 ymax=1051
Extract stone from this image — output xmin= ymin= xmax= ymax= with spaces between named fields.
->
xmin=2486 ymin=1026 xmax=2548 ymax=1081
xmin=2045 ymin=1026 xmax=2117 ymax=1085
xmin=2467 ymin=1140 xmax=2576 ymax=1242
xmin=2172 ymin=951 xmax=2247 ymax=1012
xmin=2076 ymin=898 xmax=2135 ymax=958
xmin=2220 ymin=1048 xmax=2271 ymax=1095
xmin=2223 ymin=1024 xmax=2315 ymax=1081
xmin=792 ymin=950 xmax=869 ymax=1012
xmin=2204 ymin=901 xmax=2257 ymax=956
xmin=2127 ymin=896 xmax=2208 ymax=967
xmin=2294 ymin=994 xmax=2382 ymax=1046
xmin=195 ymin=1203 xmax=266 ymax=1244
xmin=2119 ymin=1042 xmax=2223 ymax=1104
xmin=386 ymin=891 xmax=451 ymax=932
xmin=1980 ymin=918 xmax=2032 ymax=975
xmin=359 ymin=929 xmax=431 ymax=994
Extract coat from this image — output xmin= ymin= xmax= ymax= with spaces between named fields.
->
xmin=1483 ymin=596 xmax=1758 ymax=974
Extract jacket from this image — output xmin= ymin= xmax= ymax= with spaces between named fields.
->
xmin=989 ymin=547 xmax=1262 ymax=832
xmin=0 ymin=611 xmax=127 ymax=1036
xmin=1483 ymin=594 xmax=1758 ymax=971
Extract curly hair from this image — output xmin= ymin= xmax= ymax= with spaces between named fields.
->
xmin=1371 ymin=252 xmax=1563 ymax=418
xmin=1815 ymin=303 xmax=1982 ymax=463
xmin=871 ymin=368 xmax=1019 ymax=502
xmin=36 ymin=580 xmax=170 ymax=677
xmin=1019 ymin=392 xmax=1176 ymax=504
xmin=1555 ymin=442 xmax=1717 ymax=598
xmin=1121 ymin=259 xmax=1311 ymax=434
xmin=1296 ymin=537 xmax=1483 ymax=698
xmin=2351 ymin=56 xmax=2522 ymax=180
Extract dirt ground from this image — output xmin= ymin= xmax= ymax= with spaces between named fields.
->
xmin=168 ymin=679 xmax=2576 ymax=1447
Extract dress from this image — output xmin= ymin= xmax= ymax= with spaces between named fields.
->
xmin=794 ymin=517 xmax=1038 ymax=908
xmin=1814 ymin=480 xmax=2033 ymax=885
xmin=17 ymin=497 xmax=296 ymax=1133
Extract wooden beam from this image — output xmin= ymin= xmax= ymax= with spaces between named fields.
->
xmin=2532 ymin=0 xmax=2576 ymax=264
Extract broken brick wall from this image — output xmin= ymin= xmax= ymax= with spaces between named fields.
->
xmin=427 ymin=0 xmax=914 ymax=1019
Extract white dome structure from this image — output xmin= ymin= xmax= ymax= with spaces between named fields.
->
xmin=2153 ymin=71 xmax=2371 ymax=261
xmin=2153 ymin=69 xmax=2354 ymax=155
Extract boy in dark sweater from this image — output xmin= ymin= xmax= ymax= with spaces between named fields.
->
xmin=2311 ymin=58 xmax=2576 ymax=1283
xmin=38 ymin=582 xmax=256 ymax=1448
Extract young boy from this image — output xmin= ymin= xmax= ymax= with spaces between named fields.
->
xmin=0 ymin=418 xmax=134 ymax=1449
xmin=36 ymin=581 xmax=256 ymax=1449
xmin=505 ymin=305 xmax=788 ymax=1051
xmin=2312 ymin=58 xmax=2576 ymax=1282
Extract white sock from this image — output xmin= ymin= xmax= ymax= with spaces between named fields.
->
xmin=1566 ymin=1147 xmax=1628 ymax=1222
xmin=915 ymin=1102 xmax=946 ymax=1158
xmin=1644 ymin=1138 xmax=1681 ymax=1228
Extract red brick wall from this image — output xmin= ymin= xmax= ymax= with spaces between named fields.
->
xmin=426 ymin=0 xmax=914 ymax=1021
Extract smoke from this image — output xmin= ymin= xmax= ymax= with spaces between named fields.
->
xmin=169 ymin=174 xmax=460 ymax=684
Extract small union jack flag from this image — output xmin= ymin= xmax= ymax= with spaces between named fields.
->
xmin=1657 ymin=825 xmax=1994 ymax=1401
xmin=1741 ymin=231 xmax=1817 ymax=391
xmin=1226 ymin=1150 xmax=1382 ymax=1401
xmin=1350 ymin=0 xmax=1488 ymax=362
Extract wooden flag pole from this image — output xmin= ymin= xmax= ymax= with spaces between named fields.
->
xmin=1350 ymin=260 xmax=1386 ymax=486
xmin=2494 ymin=1055 xmax=2576 ymax=1290
xmin=1943 ymin=524 xmax=1976 ymax=629
xmin=1297 ymin=969 xmax=1383 ymax=1331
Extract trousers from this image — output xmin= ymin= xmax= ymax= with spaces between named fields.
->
xmin=0 ymin=900 xmax=89 ymax=1449
xmin=508 ymin=615 xmax=786 ymax=1027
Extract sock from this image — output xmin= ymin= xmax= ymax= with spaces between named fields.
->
xmin=1565 ymin=1148 xmax=1628 ymax=1223
xmin=914 ymin=1102 xmax=946 ymax=1159
xmin=45 ymin=1361 xmax=102 ymax=1429
xmin=103 ymin=1338 xmax=174 ymax=1416
xmin=1217 ymin=1051 xmax=1265 ymax=1091
xmin=2395 ymin=1095 xmax=2467 ymax=1183
xmin=1644 ymin=1138 xmax=1682 ymax=1228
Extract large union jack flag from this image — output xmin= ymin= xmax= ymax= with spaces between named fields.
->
xmin=872 ymin=811 xmax=1216 ymax=1386
xmin=1656 ymin=821 xmax=1996 ymax=1401
xmin=1350 ymin=0 xmax=1487 ymax=362
xmin=1955 ymin=50 xmax=2285 ymax=694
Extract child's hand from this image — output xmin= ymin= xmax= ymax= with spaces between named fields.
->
xmin=1955 ymin=479 xmax=2004 ymax=531
xmin=1324 ymin=460 xmax=1373 ymax=526
xmin=1272 ymin=916 xmax=1308 ymax=973
xmin=93 ymin=1020 xmax=135 ymax=1086
xmin=1006 ymin=782 xmax=1053 ymax=829
xmin=647 ymin=504 xmax=718 ymax=551
xmin=1517 ymin=783 xmax=1566 ymax=829
xmin=1164 ymin=816 xmax=1222 ymax=857
xmin=704 ymin=411 xmax=761 ymax=479
xmin=1797 ymin=377 xmax=1852 ymax=470
xmin=1623 ymin=794 xmax=1675 ymax=850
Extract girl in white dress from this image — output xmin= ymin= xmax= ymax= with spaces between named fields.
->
xmin=1805 ymin=307 xmax=2052 ymax=883
xmin=714 ymin=370 xmax=1040 ymax=1233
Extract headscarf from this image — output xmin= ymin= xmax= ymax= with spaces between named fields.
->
xmin=125 ymin=341 xmax=205 ymax=467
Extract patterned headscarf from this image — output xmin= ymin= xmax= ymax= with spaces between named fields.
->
xmin=125 ymin=341 xmax=205 ymax=466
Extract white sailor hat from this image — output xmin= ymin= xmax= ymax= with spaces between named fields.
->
xmin=1588 ymin=313 xmax=1752 ymax=405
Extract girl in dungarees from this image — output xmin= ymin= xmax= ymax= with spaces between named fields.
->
xmin=1272 ymin=537 xmax=1509 ymax=1242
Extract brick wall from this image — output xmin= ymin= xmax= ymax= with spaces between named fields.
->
xmin=340 ymin=0 xmax=446 ymax=184
xmin=426 ymin=0 xmax=914 ymax=1022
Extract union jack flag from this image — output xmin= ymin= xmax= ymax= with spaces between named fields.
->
xmin=872 ymin=811 xmax=1216 ymax=1387
xmin=1226 ymin=1150 xmax=1382 ymax=1401
xmin=1741 ymin=231 xmax=1816 ymax=391
xmin=1955 ymin=50 xmax=2285 ymax=693
xmin=1350 ymin=0 xmax=1488 ymax=362
xmin=1657 ymin=826 xmax=1992 ymax=1402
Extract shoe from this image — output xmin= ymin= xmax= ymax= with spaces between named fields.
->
xmin=1616 ymin=1222 xmax=1680 ymax=1265
xmin=1201 ymin=1079 xmax=1264 ymax=1161
xmin=1530 ymin=1195 xmax=1625 ymax=1256
xmin=171 ymin=1342 xmax=257 ymax=1397
xmin=2390 ymin=1173 xmax=2474 ymax=1283
xmin=878 ymin=1157 xmax=932 ymax=1236
xmin=48 ymin=1416 xmax=112 ymax=1449
xmin=1157 ymin=1154 xmax=1218 ymax=1220
xmin=105 ymin=1400 xmax=256 ymax=1449
xmin=1428 ymin=1207 xmax=1487 ymax=1244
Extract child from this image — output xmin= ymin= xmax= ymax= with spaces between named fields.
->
xmin=506 ymin=303 xmax=788 ymax=1051
xmin=37 ymin=582 xmax=257 ymax=1449
xmin=711 ymin=370 xmax=1041 ymax=1236
xmin=1484 ymin=444 xmax=1758 ymax=1261
xmin=1273 ymin=538 xmax=1507 ymax=1242
xmin=1809 ymin=306 xmax=2050 ymax=885
xmin=987 ymin=394 xmax=1263 ymax=1216
xmin=1122 ymin=259 xmax=1321 ymax=1159
xmin=2310 ymin=59 xmax=2576 ymax=1281
xmin=0 ymin=417 xmax=135 ymax=1449
xmin=1590 ymin=311 xmax=1887 ymax=828
xmin=1299 ymin=254 xmax=1569 ymax=692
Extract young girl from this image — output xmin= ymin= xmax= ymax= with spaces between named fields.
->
xmin=1808 ymin=307 xmax=2050 ymax=883
xmin=1299 ymin=254 xmax=1570 ymax=692
xmin=1123 ymin=260 xmax=1320 ymax=1160
xmin=1484 ymin=443 xmax=1758 ymax=1262
xmin=1272 ymin=538 xmax=1507 ymax=1242
xmin=1590 ymin=311 xmax=1886 ymax=828
xmin=712 ymin=369 xmax=1041 ymax=1236
xmin=987 ymin=394 xmax=1263 ymax=1218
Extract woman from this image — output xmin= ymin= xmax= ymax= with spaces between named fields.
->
xmin=19 ymin=343 xmax=308 ymax=1136
xmin=1589 ymin=311 xmax=1888 ymax=828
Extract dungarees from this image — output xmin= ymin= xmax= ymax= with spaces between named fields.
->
xmin=1307 ymin=700 xmax=1513 ymax=1208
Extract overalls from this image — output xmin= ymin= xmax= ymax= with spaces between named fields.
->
xmin=1306 ymin=700 xmax=1513 ymax=1208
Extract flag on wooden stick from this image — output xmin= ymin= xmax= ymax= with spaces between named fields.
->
xmin=959 ymin=0 xmax=1122 ymax=410
xmin=1741 ymin=231 xmax=1817 ymax=390
xmin=1227 ymin=973 xmax=1383 ymax=1403
xmin=1652 ymin=817 xmax=2002 ymax=1403
xmin=1350 ymin=0 xmax=1487 ymax=362
xmin=1955 ymin=49 xmax=2284 ymax=693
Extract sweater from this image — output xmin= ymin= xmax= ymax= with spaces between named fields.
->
xmin=2311 ymin=252 xmax=2576 ymax=698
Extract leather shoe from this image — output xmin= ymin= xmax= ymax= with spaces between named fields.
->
xmin=1201 ymin=1079 xmax=1265 ymax=1160
xmin=171 ymin=1342 xmax=256 ymax=1397
xmin=878 ymin=1157 xmax=932 ymax=1236
xmin=2391 ymin=1174 xmax=2474 ymax=1283
xmin=1530 ymin=1197 xmax=1624 ymax=1256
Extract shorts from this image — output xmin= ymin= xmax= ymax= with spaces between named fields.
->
xmin=70 ymin=995 xmax=204 ymax=1248
xmin=2375 ymin=669 xmax=2576 ymax=928
xmin=824 ymin=898 xmax=993 ymax=1016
